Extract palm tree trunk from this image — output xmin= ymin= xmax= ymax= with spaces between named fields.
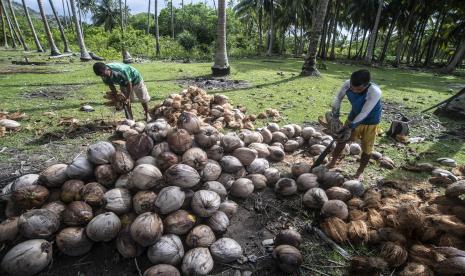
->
xmin=21 ymin=0 xmax=43 ymax=52
xmin=258 ymin=2 xmax=263 ymax=53
xmin=37 ymin=0 xmax=61 ymax=56
xmin=329 ymin=1 xmax=339 ymax=60
xmin=364 ymin=0 xmax=382 ymax=64
xmin=66 ymin=0 xmax=72 ymax=29
xmin=61 ymin=0 xmax=68 ymax=28
xmin=379 ymin=14 xmax=397 ymax=63
xmin=442 ymin=38 xmax=465 ymax=73
xmin=301 ymin=0 xmax=330 ymax=76
xmin=294 ymin=13 xmax=298 ymax=56
xmin=0 ymin=2 xmax=8 ymax=48
xmin=77 ymin=0 xmax=83 ymax=37
xmin=356 ymin=29 xmax=367 ymax=59
xmin=7 ymin=0 xmax=28 ymax=50
xmin=70 ymin=0 xmax=91 ymax=60
xmin=212 ymin=0 xmax=229 ymax=76
xmin=414 ymin=20 xmax=427 ymax=63
xmin=318 ymin=4 xmax=329 ymax=58
xmin=347 ymin=25 xmax=355 ymax=59
xmin=119 ymin=0 xmax=132 ymax=63
xmin=49 ymin=0 xmax=71 ymax=53
xmin=425 ymin=8 xmax=445 ymax=66
xmin=266 ymin=0 xmax=274 ymax=56
xmin=1 ymin=0 xmax=16 ymax=48
xmin=146 ymin=0 xmax=151 ymax=35
xmin=154 ymin=0 xmax=160 ymax=55
xmin=170 ymin=0 xmax=174 ymax=38
xmin=394 ymin=14 xmax=413 ymax=67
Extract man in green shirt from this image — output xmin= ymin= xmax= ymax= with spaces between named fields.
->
xmin=93 ymin=62 xmax=151 ymax=121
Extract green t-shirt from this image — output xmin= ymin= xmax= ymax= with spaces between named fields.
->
xmin=102 ymin=63 xmax=143 ymax=86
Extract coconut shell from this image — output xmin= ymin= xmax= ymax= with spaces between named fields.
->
xmin=203 ymin=181 xmax=227 ymax=200
xmin=195 ymin=126 xmax=220 ymax=149
xmin=272 ymin=245 xmax=302 ymax=273
xmin=130 ymin=164 xmax=163 ymax=190
xmin=291 ymin=162 xmax=310 ymax=177
xmin=62 ymin=201 xmax=94 ymax=226
xmin=95 ymin=164 xmax=117 ymax=187
xmin=60 ymin=180 xmax=84 ymax=203
xmin=380 ymin=242 xmax=408 ymax=267
xmin=207 ymin=211 xmax=230 ymax=233
xmin=0 ymin=217 xmax=19 ymax=242
xmin=104 ymin=188 xmax=132 ymax=215
xmin=38 ymin=163 xmax=68 ymax=188
xmin=268 ymin=146 xmax=285 ymax=162
xmin=219 ymin=200 xmax=238 ymax=219
xmin=154 ymin=186 xmax=185 ymax=215
xmin=130 ymin=212 xmax=163 ymax=247
xmin=321 ymin=200 xmax=349 ymax=220
xmin=11 ymin=185 xmax=49 ymax=210
xmin=164 ymin=164 xmax=201 ymax=188
xmin=191 ymin=190 xmax=221 ymax=217
xmin=201 ymin=159 xmax=222 ymax=181
xmin=296 ymin=173 xmax=318 ymax=192
xmin=126 ymin=133 xmax=154 ymax=160
xmin=178 ymin=111 xmax=201 ymax=134
xmin=284 ymin=140 xmax=300 ymax=152
xmin=182 ymin=148 xmax=208 ymax=171
xmin=151 ymin=142 xmax=171 ymax=158
xmin=81 ymin=182 xmax=107 ymax=207
xmin=274 ymin=178 xmax=297 ymax=196
xmin=320 ymin=217 xmax=348 ymax=243
xmin=232 ymin=147 xmax=258 ymax=166
xmin=133 ymin=191 xmax=157 ymax=214
xmin=156 ymin=151 xmax=180 ymax=172
xmin=367 ymin=209 xmax=384 ymax=229
xmin=230 ymin=178 xmax=254 ymax=198
xmin=206 ymin=145 xmax=224 ymax=161
xmin=221 ymin=134 xmax=243 ymax=153
xmin=248 ymin=143 xmax=270 ymax=159
xmin=303 ymin=188 xmax=328 ymax=209
xmin=86 ymin=212 xmax=121 ymax=242
xmin=167 ymin=129 xmax=193 ymax=154
xmin=164 ymin=210 xmax=196 ymax=235
xmin=112 ymin=150 xmax=135 ymax=174
xmin=260 ymin=128 xmax=272 ymax=144
xmin=87 ymin=141 xmax=116 ymax=165
xmin=186 ymin=225 xmax=216 ymax=248
xmin=147 ymin=234 xmax=184 ymax=265
xmin=144 ymin=265 xmax=181 ymax=276
xmin=66 ymin=157 xmax=94 ymax=180
xmin=274 ymin=229 xmax=302 ymax=248
xmin=136 ymin=156 xmax=157 ymax=166
xmin=326 ymin=187 xmax=352 ymax=202
xmin=272 ymin=131 xmax=288 ymax=144
xmin=247 ymin=174 xmax=267 ymax=191
xmin=0 ymin=239 xmax=53 ymax=276
xmin=181 ymin=248 xmax=214 ymax=276
xmin=56 ymin=227 xmax=93 ymax=257
xmin=348 ymin=220 xmax=369 ymax=243
xmin=18 ymin=209 xmax=60 ymax=239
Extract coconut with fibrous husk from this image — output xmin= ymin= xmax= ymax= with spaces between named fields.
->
xmin=81 ymin=182 xmax=107 ymax=207
xmin=60 ymin=180 xmax=84 ymax=203
xmin=87 ymin=141 xmax=115 ymax=164
xmin=182 ymin=148 xmax=208 ymax=170
xmin=342 ymin=180 xmax=365 ymax=197
xmin=56 ymin=227 xmax=93 ymax=256
xmin=446 ymin=180 xmax=465 ymax=198
xmin=303 ymin=188 xmax=328 ymax=209
xmin=378 ymin=227 xmax=407 ymax=245
xmin=130 ymin=212 xmax=163 ymax=246
xmin=397 ymin=203 xmax=425 ymax=231
xmin=273 ymin=245 xmax=303 ymax=273
xmin=146 ymin=119 xmax=171 ymax=142
xmin=363 ymin=189 xmax=382 ymax=209
xmin=366 ymin=209 xmax=384 ymax=229
xmin=430 ymin=215 xmax=465 ymax=237
xmin=129 ymin=164 xmax=163 ymax=190
xmin=348 ymin=220 xmax=369 ymax=243
xmin=347 ymin=197 xmax=364 ymax=210
xmin=164 ymin=210 xmax=197 ymax=235
xmin=94 ymin=164 xmax=117 ymax=187
xmin=195 ymin=126 xmax=220 ymax=149
xmin=201 ymin=159 xmax=222 ymax=181
xmin=203 ymin=181 xmax=227 ymax=200
xmin=62 ymin=201 xmax=94 ymax=226
xmin=167 ymin=129 xmax=193 ymax=154
xmin=264 ymin=167 xmax=281 ymax=186
xmin=232 ymin=147 xmax=257 ymax=166
xmin=133 ymin=191 xmax=157 ymax=214
xmin=154 ymin=186 xmax=185 ymax=214
xmin=221 ymin=134 xmax=243 ymax=153
xmin=0 ymin=217 xmax=18 ymax=243
xmin=230 ymin=178 xmax=254 ymax=198
xmin=350 ymin=256 xmax=387 ymax=276
xmin=144 ymin=264 xmax=181 ymax=276
xmin=206 ymin=145 xmax=224 ymax=161
xmin=320 ymin=217 xmax=348 ymax=243
xmin=116 ymin=227 xmax=144 ymax=258
xmin=219 ymin=200 xmax=238 ymax=219
xmin=148 ymin=234 xmax=185 ymax=265
xmin=182 ymin=247 xmax=214 ymax=275
xmin=275 ymin=178 xmax=297 ymax=196
xmin=326 ymin=187 xmax=352 ymax=202
xmin=220 ymin=155 xmax=243 ymax=173
xmin=247 ymin=174 xmax=267 ymax=191
xmin=112 ymin=150 xmax=134 ymax=174
xmin=399 ymin=262 xmax=434 ymax=276
xmin=210 ymin=237 xmax=243 ymax=263
xmin=151 ymin=142 xmax=170 ymax=158
xmin=11 ymin=185 xmax=49 ymax=210
xmin=164 ymin=164 xmax=201 ymax=188
xmin=38 ymin=163 xmax=68 ymax=188
xmin=268 ymin=146 xmax=285 ymax=162
xmin=104 ymin=188 xmax=132 ymax=215
xmin=322 ymin=200 xmax=349 ymax=220
xmin=86 ymin=212 xmax=121 ymax=242
xmin=156 ymin=151 xmax=180 ymax=172
xmin=18 ymin=209 xmax=60 ymax=239
xmin=380 ymin=242 xmax=408 ymax=267
xmin=409 ymin=244 xmax=445 ymax=267
xmin=319 ymin=171 xmax=345 ymax=189
xmin=207 ymin=211 xmax=229 ymax=233
xmin=275 ymin=229 xmax=302 ymax=248
xmin=249 ymin=143 xmax=270 ymax=158
xmin=126 ymin=133 xmax=154 ymax=160
xmin=0 ymin=239 xmax=53 ymax=276
xmin=349 ymin=209 xmax=367 ymax=221
xmin=178 ymin=111 xmax=201 ymax=134
xmin=368 ymin=230 xmax=381 ymax=244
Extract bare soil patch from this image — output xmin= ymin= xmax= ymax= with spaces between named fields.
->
xmin=0 ymin=65 xmax=65 ymax=75
xmin=21 ymin=85 xmax=82 ymax=100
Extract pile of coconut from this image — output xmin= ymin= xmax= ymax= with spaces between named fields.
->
xmin=150 ymin=86 xmax=281 ymax=130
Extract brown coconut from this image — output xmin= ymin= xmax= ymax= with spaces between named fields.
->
xmin=326 ymin=187 xmax=352 ymax=202
xmin=185 ymin=225 xmax=216 ymax=248
xmin=60 ymin=180 xmax=84 ymax=203
xmin=156 ymin=151 xmax=180 ymax=172
xmin=111 ymin=150 xmax=135 ymax=174
xmin=347 ymin=197 xmax=364 ymax=210
xmin=399 ymin=263 xmax=434 ymax=276
xmin=291 ymin=162 xmax=310 ymax=177
xmin=167 ymin=129 xmax=193 ymax=154
xmin=320 ymin=217 xmax=348 ymax=243
xmin=0 ymin=217 xmax=19 ymax=242
xmin=38 ymin=163 xmax=68 ymax=188
xmin=232 ymin=147 xmax=257 ymax=166
xmin=272 ymin=245 xmax=302 ymax=273
xmin=378 ymin=227 xmax=407 ymax=245
xmin=350 ymin=256 xmax=387 ymax=275
xmin=94 ymin=164 xmax=117 ymax=188
xmin=62 ymin=201 xmax=94 ymax=226
xmin=164 ymin=210 xmax=197 ymax=235
xmin=132 ymin=191 xmax=157 ymax=214
xmin=274 ymin=229 xmax=302 ymax=248
xmin=303 ymin=188 xmax=328 ymax=209
xmin=247 ymin=174 xmax=267 ymax=191
xmin=248 ymin=143 xmax=270 ymax=158
xmin=126 ymin=133 xmax=154 ymax=159
xmin=296 ymin=173 xmax=318 ymax=192
xmin=11 ymin=185 xmax=49 ymax=210
xmin=380 ymin=242 xmax=408 ymax=267
xmin=348 ymin=220 xmax=369 ymax=244
xmin=321 ymin=200 xmax=349 ymax=220
xmin=182 ymin=148 xmax=208 ymax=171
xmin=206 ymin=145 xmax=224 ymax=161
xmin=363 ymin=189 xmax=381 ymax=209
xmin=267 ymin=146 xmax=285 ymax=162
xmin=409 ymin=244 xmax=445 ymax=267
xmin=397 ymin=203 xmax=425 ymax=231
xmin=367 ymin=209 xmax=384 ymax=229
xmin=81 ymin=182 xmax=106 ymax=207
xmin=349 ymin=210 xmax=367 ymax=221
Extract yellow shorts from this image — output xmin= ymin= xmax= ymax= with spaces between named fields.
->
xmin=121 ymin=80 xmax=151 ymax=103
xmin=350 ymin=124 xmax=378 ymax=154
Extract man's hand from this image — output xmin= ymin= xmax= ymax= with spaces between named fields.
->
xmin=335 ymin=125 xmax=351 ymax=142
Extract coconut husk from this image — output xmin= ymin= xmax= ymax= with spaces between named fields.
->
xmin=399 ymin=262 xmax=434 ymax=276
xmin=367 ymin=209 xmax=384 ymax=229
xmin=368 ymin=230 xmax=380 ymax=244
xmin=384 ymin=214 xmax=400 ymax=228
xmin=429 ymin=215 xmax=465 ymax=236
xmin=420 ymin=204 xmax=442 ymax=215
xmin=363 ymin=190 xmax=381 ymax=209
xmin=380 ymin=199 xmax=399 ymax=215
xmin=399 ymin=193 xmax=422 ymax=204
xmin=434 ymin=256 xmax=465 ymax=275
xmin=418 ymin=220 xmax=440 ymax=242
xmin=438 ymin=233 xmax=465 ymax=250
xmin=409 ymin=244 xmax=446 ymax=267
xmin=350 ymin=256 xmax=387 ymax=276
xmin=320 ymin=217 xmax=348 ymax=243
xmin=380 ymin=242 xmax=408 ymax=267
xmin=381 ymin=187 xmax=399 ymax=199
xmin=451 ymin=205 xmax=465 ymax=222
xmin=348 ymin=220 xmax=369 ymax=244
xmin=347 ymin=197 xmax=364 ymax=210
xmin=433 ymin=247 xmax=465 ymax=258
xmin=397 ymin=203 xmax=425 ymax=231
xmin=378 ymin=227 xmax=407 ymax=245
xmin=349 ymin=210 xmax=367 ymax=221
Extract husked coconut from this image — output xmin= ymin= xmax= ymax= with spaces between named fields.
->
xmin=220 ymin=155 xmax=243 ymax=173
xmin=38 ymin=163 xmax=68 ymax=187
xmin=167 ymin=129 xmax=193 ymax=154
xmin=56 ymin=227 xmax=93 ymax=256
xmin=0 ymin=217 xmax=19 ymax=242
xmin=178 ymin=111 xmax=201 ymax=134
xmin=115 ymin=174 xmax=131 ymax=189
xmin=221 ymin=134 xmax=243 ymax=152
xmin=219 ymin=200 xmax=238 ymax=219
xmin=291 ymin=162 xmax=311 ymax=177
xmin=129 ymin=164 xmax=163 ymax=190
xmin=268 ymin=146 xmax=285 ymax=162
xmin=81 ymin=182 xmax=106 ymax=207
xmin=87 ymin=141 xmax=115 ymax=164
xmin=267 ymin=123 xmax=280 ymax=132
xmin=230 ymin=178 xmax=254 ymax=198
xmin=18 ymin=209 xmax=60 ymax=239
xmin=123 ymin=129 xmax=139 ymax=139
xmin=350 ymin=143 xmax=362 ymax=155
xmin=147 ymin=234 xmax=184 ymax=265
xmin=116 ymin=125 xmax=131 ymax=137
xmin=217 ymin=173 xmax=236 ymax=190
xmin=195 ymin=126 xmax=220 ymax=148
xmin=10 ymin=174 xmax=39 ymax=193
xmin=144 ymin=265 xmax=180 ymax=276
xmin=310 ymin=144 xmax=326 ymax=156
xmin=0 ymin=182 xmax=13 ymax=202
xmin=326 ymin=187 xmax=352 ymax=202
xmin=164 ymin=164 xmax=201 ymax=188
xmin=284 ymin=140 xmax=300 ymax=152
xmin=136 ymin=156 xmax=157 ymax=166
xmin=275 ymin=229 xmax=302 ymax=248
xmin=247 ymin=158 xmax=269 ymax=174
xmin=62 ymin=201 xmax=94 ymax=226
xmin=210 ymin=238 xmax=243 ymax=263
xmin=320 ymin=171 xmax=345 ymax=189
xmin=264 ymin=168 xmax=281 ymax=186
xmin=186 ymin=224 xmax=216 ymax=248
xmin=240 ymin=130 xmax=263 ymax=145
xmin=133 ymin=121 xmax=146 ymax=133
xmin=126 ymin=133 xmax=154 ymax=160
xmin=271 ymin=142 xmax=284 ymax=149
xmin=297 ymin=173 xmax=319 ymax=192
xmin=247 ymin=174 xmax=268 ymax=190
xmin=95 ymin=164 xmax=117 ymax=187
xmin=66 ymin=157 xmax=94 ymax=180
xmin=164 ymin=210 xmax=197 ymax=235
xmin=1 ymin=239 xmax=52 ymax=276
xmin=0 ymin=118 xmax=20 ymax=129
xmin=273 ymin=245 xmax=303 ymax=273
xmin=207 ymin=211 xmax=230 ymax=233
xmin=182 ymin=148 xmax=208 ymax=170
xmin=116 ymin=227 xmax=143 ymax=258
xmin=156 ymin=151 xmax=180 ymax=171
xmin=133 ymin=191 xmax=157 ymax=214
xmin=301 ymin=127 xmax=316 ymax=139
xmin=12 ymin=185 xmax=49 ymax=210
xmin=249 ymin=143 xmax=270 ymax=158
xmin=342 ymin=180 xmax=365 ymax=197
xmin=146 ymin=119 xmax=171 ymax=142
xmin=130 ymin=212 xmax=163 ymax=246
xmin=203 ymin=181 xmax=227 ymax=200
xmin=60 ymin=180 xmax=84 ymax=203
xmin=233 ymin=147 xmax=258 ymax=166
xmin=104 ymin=188 xmax=132 ymax=215
xmin=321 ymin=200 xmax=349 ymax=220
xmin=43 ymin=201 xmax=66 ymax=218
xmin=191 ymin=190 xmax=221 ymax=217
xmin=281 ymin=125 xmax=296 ymax=138
xmin=260 ymin=128 xmax=272 ymax=144
xmin=206 ymin=145 xmax=224 ymax=161
xmin=272 ymin=131 xmax=288 ymax=144
xmin=151 ymin=142 xmax=170 ymax=158
xmin=86 ymin=212 xmax=121 ymax=242
xmin=154 ymin=186 xmax=185 ymax=214
xmin=182 ymin=248 xmax=214 ymax=275
xmin=112 ymin=150 xmax=134 ymax=174
xmin=201 ymin=159 xmax=222 ymax=181
xmin=295 ymin=136 xmax=305 ymax=147
xmin=275 ymin=178 xmax=297 ymax=196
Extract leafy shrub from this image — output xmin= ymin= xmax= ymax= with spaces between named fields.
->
xmin=177 ymin=31 xmax=196 ymax=52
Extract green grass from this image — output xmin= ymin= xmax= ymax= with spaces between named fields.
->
xmin=0 ymin=50 xmax=464 ymax=181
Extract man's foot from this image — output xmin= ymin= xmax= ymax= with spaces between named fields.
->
xmin=326 ymin=160 xmax=336 ymax=169
xmin=354 ymin=171 xmax=364 ymax=181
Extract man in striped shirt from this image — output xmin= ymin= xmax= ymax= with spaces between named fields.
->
xmin=327 ymin=69 xmax=382 ymax=180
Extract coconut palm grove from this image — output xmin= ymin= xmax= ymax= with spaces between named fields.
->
xmin=1 ymin=0 xmax=465 ymax=275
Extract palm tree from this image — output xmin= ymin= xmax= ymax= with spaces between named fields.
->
xmin=443 ymin=37 xmax=465 ymax=73
xmin=154 ymin=0 xmax=160 ymax=55
xmin=70 ymin=0 xmax=92 ymax=60
xmin=234 ymin=0 xmax=265 ymax=53
xmin=0 ymin=1 xmax=7 ymax=48
xmin=37 ymin=0 xmax=61 ymax=56
xmin=212 ymin=0 xmax=230 ymax=76
xmin=119 ymin=0 xmax=132 ymax=63
xmin=170 ymin=0 xmax=174 ymax=38
xmin=301 ymin=0 xmax=330 ymax=76
xmin=364 ymin=0 xmax=383 ymax=64
xmin=21 ymin=0 xmax=43 ymax=52
xmin=146 ymin=0 xmax=151 ymax=35
xmin=7 ymin=0 xmax=27 ymax=51
xmin=1 ymin=0 xmax=16 ymax=48
xmin=49 ymin=0 xmax=71 ymax=53
xmin=266 ymin=0 xmax=274 ymax=55
xmin=92 ymin=0 xmax=119 ymax=32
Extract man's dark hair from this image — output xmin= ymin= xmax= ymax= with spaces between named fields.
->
xmin=93 ymin=62 xmax=107 ymax=76
xmin=350 ymin=69 xmax=371 ymax=87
